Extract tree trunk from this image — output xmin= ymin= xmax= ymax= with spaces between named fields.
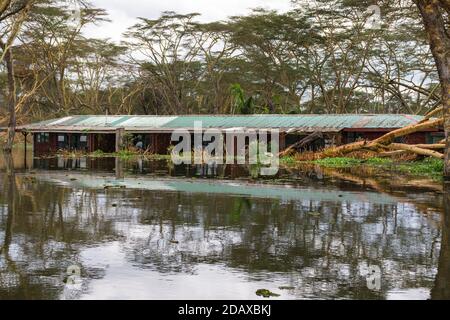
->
xmin=415 ymin=0 xmax=450 ymax=177
xmin=412 ymin=143 xmax=445 ymax=150
xmin=388 ymin=143 xmax=444 ymax=159
xmin=279 ymin=131 xmax=323 ymax=157
xmin=3 ymin=46 xmax=16 ymax=153
xmin=321 ymin=118 xmax=443 ymax=157
xmin=372 ymin=118 xmax=444 ymax=145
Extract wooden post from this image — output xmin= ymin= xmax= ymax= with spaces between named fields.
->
xmin=115 ymin=128 xmax=125 ymax=152
xmin=88 ymin=134 xmax=92 ymax=153
xmin=115 ymin=157 xmax=124 ymax=180
xmin=22 ymin=132 xmax=28 ymax=169
xmin=279 ymin=132 xmax=286 ymax=151
xmin=334 ymin=132 xmax=343 ymax=146
xmin=31 ymin=133 xmax=35 ymax=157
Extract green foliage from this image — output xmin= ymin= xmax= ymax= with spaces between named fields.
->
xmin=256 ymin=289 xmax=280 ymax=298
xmin=313 ymin=157 xmax=363 ymax=167
xmin=115 ymin=150 xmax=138 ymax=159
xmin=280 ymin=156 xmax=296 ymax=165
xmin=230 ymin=84 xmax=254 ymax=114
xmin=90 ymin=150 xmax=106 ymax=157
xmin=364 ymin=158 xmax=393 ymax=165
xmin=398 ymin=158 xmax=444 ymax=178
xmin=306 ymin=156 xmax=444 ymax=180
xmin=313 ymin=157 xmax=393 ymax=167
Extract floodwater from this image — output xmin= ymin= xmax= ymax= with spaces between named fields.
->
xmin=0 ymin=149 xmax=449 ymax=300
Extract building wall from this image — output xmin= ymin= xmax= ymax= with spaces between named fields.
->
xmin=32 ymin=129 xmax=445 ymax=157
xmin=33 ymin=133 xmax=116 ymax=156
xmin=342 ymin=131 xmax=438 ymax=145
xmin=91 ymin=134 xmax=116 ymax=153
xmin=34 ymin=133 xmax=57 ymax=156
xmin=146 ymin=133 xmax=172 ymax=154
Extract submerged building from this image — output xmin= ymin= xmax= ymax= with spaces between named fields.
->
xmin=11 ymin=114 xmax=444 ymax=156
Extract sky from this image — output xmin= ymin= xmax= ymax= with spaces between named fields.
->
xmin=86 ymin=0 xmax=293 ymax=42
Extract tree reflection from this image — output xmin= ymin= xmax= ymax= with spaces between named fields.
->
xmin=0 ymin=166 xmax=119 ymax=299
xmin=0 ymin=168 xmax=447 ymax=299
xmin=0 ymin=154 xmax=15 ymax=256
xmin=431 ymin=183 xmax=450 ymax=300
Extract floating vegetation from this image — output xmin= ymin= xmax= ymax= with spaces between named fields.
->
xmin=256 ymin=289 xmax=280 ymax=298
xmin=293 ymin=157 xmax=445 ymax=180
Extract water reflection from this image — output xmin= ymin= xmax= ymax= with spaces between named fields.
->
xmin=32 ymin=156 xmax=252 ymax=179
xmin=431 ymin=184 xmax=450 ymax=300
xmin=0 ymin=152 xmax=448 ymax=300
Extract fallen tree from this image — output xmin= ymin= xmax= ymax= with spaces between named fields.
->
xmin=388 ymin=143 xmax=444 ymax=159
xmin=421 ymin=106 xmax=443 ymax=123
xmin=279 ymin=131 xmax=323 ymax=157
xmin=372 ymin=118 xmax=444 ymax=145
xmin=413 ymin=144 xmax=445 ymax=150
xmin=320 ymin=117 xmax=444 ymax=159
xmin=379 ymin=150 xmax=407 ymax=158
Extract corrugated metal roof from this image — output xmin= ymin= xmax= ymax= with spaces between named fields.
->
xmin=18 ymin=114 xmax=427 ymax=133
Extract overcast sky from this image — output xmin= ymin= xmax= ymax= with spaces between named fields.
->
xmin=86 ymin=0 xmax=292 ymax=42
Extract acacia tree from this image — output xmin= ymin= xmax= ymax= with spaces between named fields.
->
xmin=227 ymin=9 xmax=318 ymax=113
xmin=1 ymin=0 xmax=110 ymax=149
xmin=124 ymin=12 xmax=208 ymax=114
xmin=191 ymin=21 xmax=237 ymax=114
xmin=0 ymin=0 xmax=36 ymax=152
xmin=18 ymin=1 xmax=109 ymax=116
xmin=339 ymin=1 xmax=440 ymax=114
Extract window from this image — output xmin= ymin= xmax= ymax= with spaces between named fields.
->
xmin=394 ymin=136 xmax=406 ymax=143
xmin=36 ymin=133 xmax=49 ymax=143
xmin=80 ymin=135 xmax=88 ymax=143
xmin=427 ymin=132 xmax=445 ymax=144
xmin=347 ymin=132 xmax=359 ymax=143
xmin=58 ymin=135 xmax=65 ymax=142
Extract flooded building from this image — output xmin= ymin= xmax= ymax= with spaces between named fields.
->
xmin=11 ymin=114 xmax=444 ymax=156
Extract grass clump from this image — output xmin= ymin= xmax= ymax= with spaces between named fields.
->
xmin=311 ymin=157 xmax=393 ymax=168
xmin=309 ymin=156 xmax=443 ymax=180
xmin=364 ymin=157 xmax=393 ymax=165
xmin=115 ymin=150 xmax=139 ymax=159
xmin=280 ymin=156 xmax=296 ymax=165
xmin=398 ymin=158 xmax=444 ymax=178
xmin=89 ymin=150 xmax=106 ymax=157
xmin=313 ymin=157 xmax=362 ymax=167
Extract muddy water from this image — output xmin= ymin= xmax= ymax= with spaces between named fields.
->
xmin=0 ymin=152 xmax=449 ymax=300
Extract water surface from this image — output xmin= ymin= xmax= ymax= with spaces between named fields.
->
xmin=0 ymin=152 xmax=449 ymax=300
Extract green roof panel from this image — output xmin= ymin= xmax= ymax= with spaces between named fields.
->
xmin=19 ymin=114 xmax=429 ymax=132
